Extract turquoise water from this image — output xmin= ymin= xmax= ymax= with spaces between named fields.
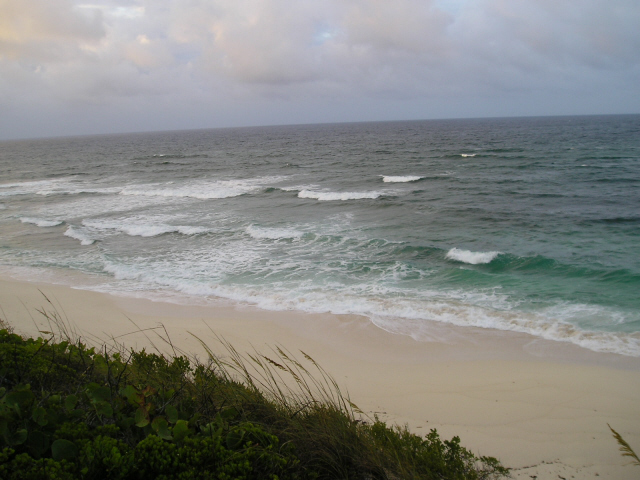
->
xmin=1 ymin=115 xmax=639 ymax=355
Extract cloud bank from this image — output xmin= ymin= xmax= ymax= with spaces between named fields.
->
xmin=1 ymin=0 xmax=639 ymax=139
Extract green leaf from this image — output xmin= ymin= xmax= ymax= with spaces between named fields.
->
xmin=173 ymin=420 xmax=189 ymax=442
xmin=226 ymin=428 xmax=245 ymax=450
xmin=200 ymin=422 xmax=222 ymax=438
xmin=64 ymin=394 xmax=78 ymax=412
xmin=4 ymin=428 xmax=28 ymax=446
xmin=86 ymin=384 xmax=110 ymax=403
xmin=152 ymin=417 xmax=172 ymax=440
xmin=135 ymin=407 xmax=150 ymax=427
xmin=220 ymin=406 xmax=239 ymax=421
xmin=51 ymin=439 xmax=78 ymax=461
xmin=48 ymin=395 xmax=61 ymax=406
xmin=95 ymin=401 xmax=113 ymax=417
xmin=165 ymin=405 xmax=179 ymax=424
xmin=121 ymin=385 xmax=144 ymax=406
xmin=5 ymin=390 xmax=34 ymax=414
xmin=27 ymin=430 xmax=50 ymax=457
xmin=32 ymin=407 xmax=48 ymax=426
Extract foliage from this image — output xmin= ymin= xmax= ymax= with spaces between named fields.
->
xmin=0 ymin=312 xmax=509 ymax=479
xmin=609 ymin=424 xmax=640 ymax=467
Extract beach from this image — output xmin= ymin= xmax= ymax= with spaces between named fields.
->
xmin=2 ymin=273 xmax=639 ymax=479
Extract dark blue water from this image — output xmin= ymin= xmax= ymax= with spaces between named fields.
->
xmin=1 ymin=115 xmax=639 ymax=355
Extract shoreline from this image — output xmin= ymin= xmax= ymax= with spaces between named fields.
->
xmin=1 ymin=273 xmax=640 ymax=479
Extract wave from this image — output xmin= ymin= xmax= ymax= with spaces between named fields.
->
xmin=20 ymin=217 xmax=63 ymax=227
xmin=119 ymin=177 xmax=283 ymax=200
xmin=246 ymin=225 xmax=304 ymax=240
xmin=94 ymin=260 xmax=640 ymax=357
xmin=132 ymin=154 xmax=209 ymax=161
xmin=446 ymin=248 xmax=501 ymax=265
xmin=381 ymin=175 xmax=424 ymax=183
xmin=64 ymin=226 xmax=95 ymax=245
xmin=36 ymin=186 xmax=122 ymax=196
xmin=82 ymin=219 xmax=208 ymax=238
xmin=298 ymin=190 xmax=382 ymax=201
xmin=461 ymin=154 xmax=476 ymax=157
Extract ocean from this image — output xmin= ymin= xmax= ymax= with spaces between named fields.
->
xmin=1 ymin=115 xmax=639 ymax=356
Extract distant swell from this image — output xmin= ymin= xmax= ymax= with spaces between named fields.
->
xmin=298 ymin=190 xmax=381 ymax=201
xmin=446 ymin=248 xmax=501 ymax=264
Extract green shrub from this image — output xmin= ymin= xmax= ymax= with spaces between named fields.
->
xmin=0 ymin=318 xmax=509 ymax=479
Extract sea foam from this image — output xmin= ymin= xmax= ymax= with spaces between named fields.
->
xmin=64 ymin=226 xmax=95 ymax=245
xmin=82 ymin=219 xmax=208 ymax=237
xmin=446 ymin=248 xmax=500 ymax=264
xmin=246 ymin=225 xmax=304 ymax=240
xmin=20 ymin=217 xmax=63 ymax=227
xmin=298 ymin=190 xmax=381 ymax=201
xmin=120 ymin=177 xmax=284 ymax=200
xmin=381 ymin=175 xmax=424 ymax=183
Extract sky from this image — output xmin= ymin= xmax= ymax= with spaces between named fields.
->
xmin=1 ymin=0 xmax=639 ymax=140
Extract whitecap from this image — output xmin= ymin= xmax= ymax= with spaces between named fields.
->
xmin=246 ymin=225 xmax=304 ymax=240
xmin=461 ymin=154 xmax=476 ymax=158
xmin=381 ymin=175 xmax=423 ymax=183
xmin=120 ymin=177 xmax=285 ymax=200
xmin=298 ymin=190 xmax=381 ymax=201
xmin=82 ymin=219 xmax=208 ymax=237
xmin=64 ymin=226 xmax=95 ymax=245
xmin=445 ymin=247 xmax=501 ymax=264
xmin=20 ymin=217 xmax=63 ymax=227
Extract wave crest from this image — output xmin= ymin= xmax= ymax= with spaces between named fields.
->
xmin=64 ymin=226 xmax=95 ymax=245
xmin=382 ymin=175 xmax=423 ymax=183
xmin=298 ymin=190 xmax=381 ymax=201
xmin=82 ymin=219 xmax=208 ymax=237
xmin=446 ymin=248 xmax=501 ymax=264
xmin=20 ymin=217 xmax=63 ymax=227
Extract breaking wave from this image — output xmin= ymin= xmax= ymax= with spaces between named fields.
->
xmin=20 ymin=217 xmax=63 ymax=227
xmin=381 ymin=175 xmax=424 ymax=183
xmin=446 ymin=248 xmax=501 ymax=265
xmin=298 ymin=190 xmax=382 ymax=201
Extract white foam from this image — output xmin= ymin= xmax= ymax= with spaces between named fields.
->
xmin=246 ymin=225 xmax=304 ymax=240
xmin=64 ymin=226 xmax=95 ymax=245
xmin=298 ymin=190 xmax=381 ymax=201
xmin=82 ymin=219 xmax=208 ymax=237
xmin=445 ymin=248 xmax=501 ymax=264
xmin=20 ymin=217 xmax=63 ymax=227
xmin=120 ymin=177 xmax=284 ymax=200
xmin=381 ymin=175 xmax=423 ymax=183
xmin=461 ymin=154 xmax=476 ymax=157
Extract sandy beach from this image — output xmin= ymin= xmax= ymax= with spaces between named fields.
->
xmin=1 ymin=273 xmax=639 ymax=479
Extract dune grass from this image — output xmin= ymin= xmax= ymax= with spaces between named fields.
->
xmin=0 ymin=307 xmax=509 ymax=479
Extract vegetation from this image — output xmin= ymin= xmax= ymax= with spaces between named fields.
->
xmin=609 ymin=424 xmax=640 ymax=467
xmin=0 ymin=312 xmax=509 ymax=479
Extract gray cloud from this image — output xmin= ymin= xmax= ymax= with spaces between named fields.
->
xmin=0 ymin=0 xmax=638 ymax=139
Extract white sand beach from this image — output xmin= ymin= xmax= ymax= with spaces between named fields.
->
xmin=1 ymin=274 xmax=639 ymax=479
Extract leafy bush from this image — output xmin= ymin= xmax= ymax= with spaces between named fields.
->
xmin=0 ymin=315 xmax=509 ymax=479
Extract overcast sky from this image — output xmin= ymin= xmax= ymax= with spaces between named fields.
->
xmin=1 ymin=0 xmax=639 ymax=140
